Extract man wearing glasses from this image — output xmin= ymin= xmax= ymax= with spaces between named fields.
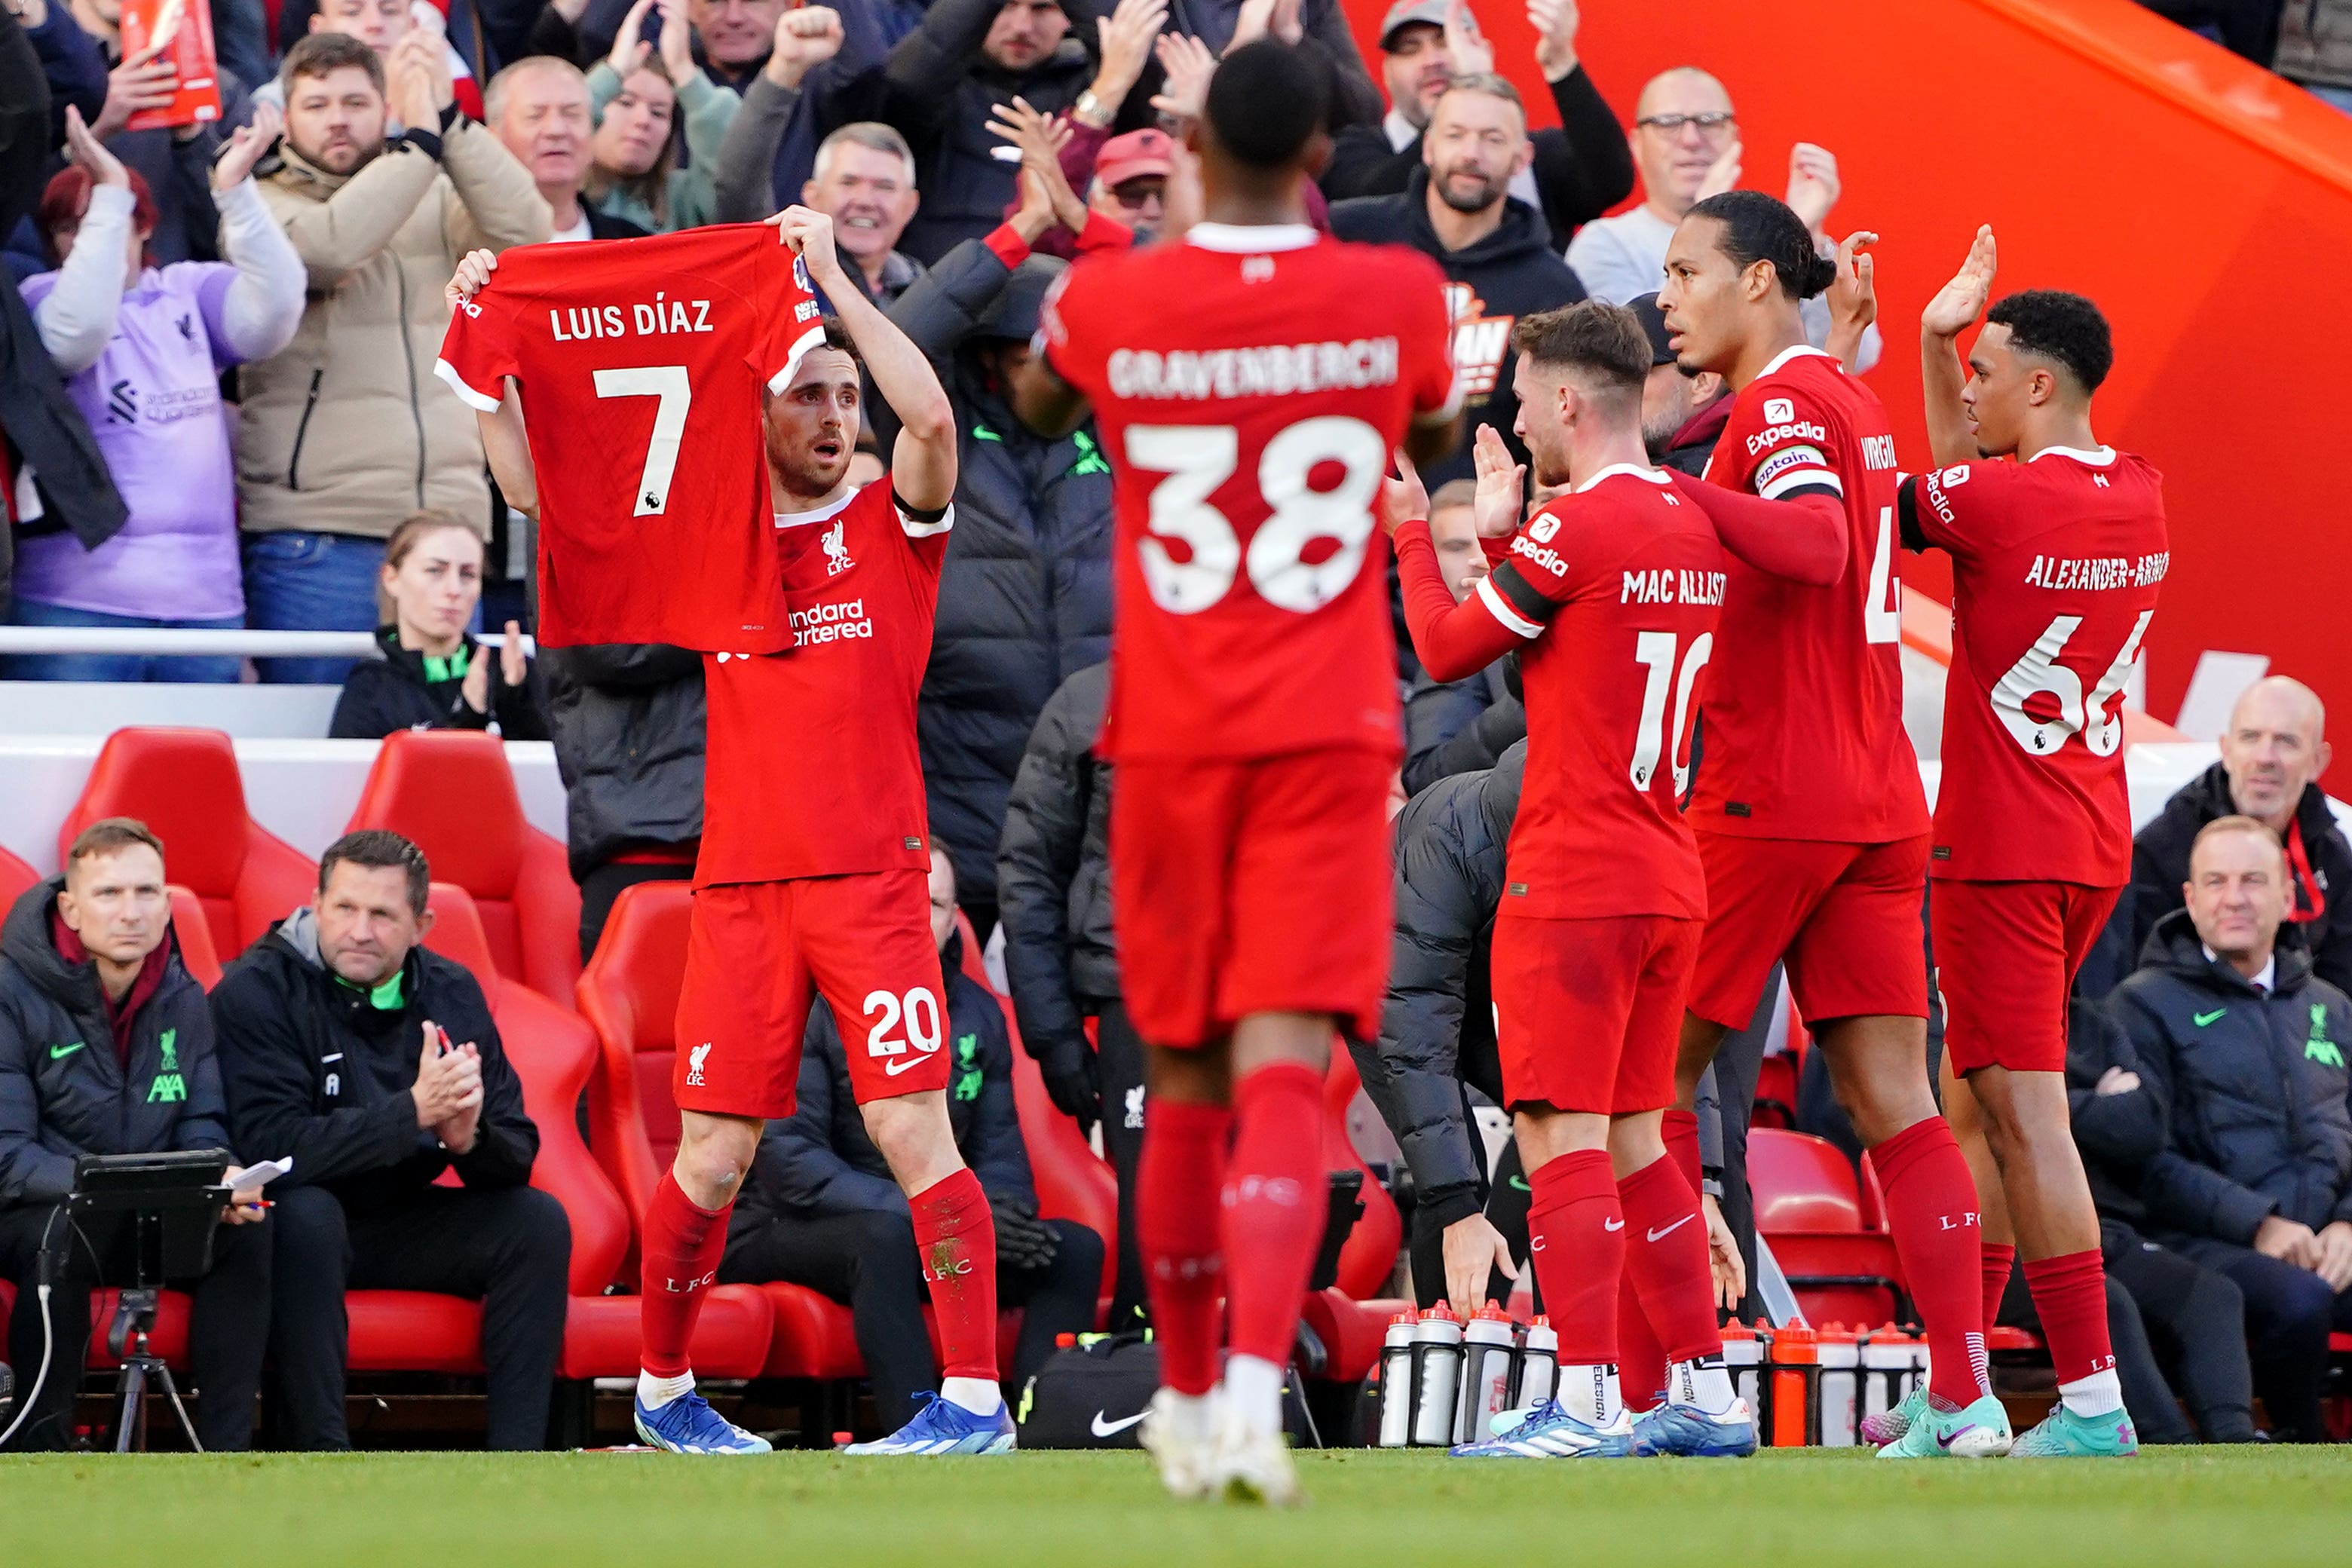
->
xmin=1567 ymin=67 xmax=1873 ymax=366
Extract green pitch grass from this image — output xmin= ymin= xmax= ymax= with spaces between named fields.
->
xmin=2 ymin=1447 xmax=2346 ymax=1567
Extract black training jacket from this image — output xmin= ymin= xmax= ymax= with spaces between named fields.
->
xmin=2082 ymin=760 xmax=2352 ymax=1000
xmin=2107 ymin=908 xmax=2352 ymax=1245
xmin=2065 ymin=997 xmax=2166 ymax=1230
xmin=996 ymin=661 xmax=1116 ymax=1079
xmin=1402 ymin=660 xmax=1524 ymax=799
xmin=0 ymin=878 xmax=231 ymax=1208
xmin=211 ymin=910 xmax=537 ymax=1213
xmin=535 ymin=641 xmax=706 ymax=880
xmin=329 ymin=627 xmax=548 ymax=742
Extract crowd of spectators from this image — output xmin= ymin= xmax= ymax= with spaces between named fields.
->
xmin=3 ymin=0 xmax=2350 ymax=1447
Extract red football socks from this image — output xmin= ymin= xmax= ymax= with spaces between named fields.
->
xmin=1220 ymin=1062 xmax=1328 ymax=1368
xmin=1616 ymin=1153 xmax=1724 ymax=1367
xmin=639 ymin=1170 xmax=730 ymax=1378
xmin=1980 ymin=1240 xmax=2017 ymax=1331
xmin=911 ymin=1168 xmax=999 ymax=1380
xmin=2023 ymin=1249 xmax=2115 ymax=1389
xmin=1661 ymin=1107 xmax=1704 ymax=1196
xmin=1617 ymin=1269 xmax=1665 ymax=1413
xmin=1870 ymin=1116 xmax=1986 ymax=1409
xmin=1526 ymin=1149 xmax=1623 ymax=1367
xmin=1138 ymin=1098 xmax=1231 ymax=1396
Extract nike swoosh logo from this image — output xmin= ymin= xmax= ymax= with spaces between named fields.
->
xmin=1647 ymin=1215 xmax=1695 ymax=1243
xmin=49 ymin=1042 xmax=86 ymax=1061
xmin=1937 ymin=1423 xmax=1977 ymax=1450
xmin=1090 ymin=1410 xmax=1147 ymax=1438
xmin=2194 ymin=1009 xmax=2227 ymax=1027
xmin=884 ymin=1054 xmax=931 ymax=1076
xmin=1602 ymin=1218 xmax=1625 ymax=1232
xmin=1508 ymin=1175 xmax=1532 ymax=1193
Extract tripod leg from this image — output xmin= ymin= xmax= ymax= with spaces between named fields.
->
xmin=117 ymin=1360 xmax=147 ymax=1454
xmin=155 ymin=1364 xmax=202 ymax=1453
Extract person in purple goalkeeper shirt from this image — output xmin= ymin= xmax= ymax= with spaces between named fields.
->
xmin=7 ymin=104 xmax=302 ymax=684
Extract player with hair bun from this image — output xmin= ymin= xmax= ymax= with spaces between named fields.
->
xmin=1658 ymin=191 xmax=2012 ymax=1459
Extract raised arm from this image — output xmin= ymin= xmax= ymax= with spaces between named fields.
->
xmin=1920 ymin=225 xmax=1996 ymax=469
xmin=1664 ymin=470 xmax=1845 ymax=586
xmin=776 ymin=205 xmax=955 ymax=512
xmin=443 ymin=250 xmax=540 ymax=513
xmin=209 ymin=106 xmax=307 ymax=363
xmin=1389 ymin=436 xmax=1539 ymax=683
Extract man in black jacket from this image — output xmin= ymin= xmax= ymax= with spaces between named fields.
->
xmin=721 ymin=850 xmax=1104 ymax=1428
xmin=1329 ymin=74 xmax=1585 ymax=488
xmin=885 ymin=165 xmax=1115 ymax=937
xmin=0 ymin=819 xmax=270 ymax=1451
xmin=212 ymin=830 xmax=571 ymax=1450
xmin=996 ymin=660 xmax=1148 ymax=1325
xmin=2109 ymin=815 xmax=2352 ymax=1441
xmin=535 ymin=641 xmax=706 ymax=960
xmin=2084 ymin=676 xmax=2350 ymax=999
xmin=1320 ymin=0 xmax=1631 ymax=253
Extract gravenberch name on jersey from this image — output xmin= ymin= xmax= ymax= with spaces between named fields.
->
xmin=1105 ymin=338 xmax=1402 ymax=400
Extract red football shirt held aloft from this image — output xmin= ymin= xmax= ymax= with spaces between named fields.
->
xmin=1910 ymin=446 xmax=2167 ymax=884
xmin=1698 ymin=345 xmax=1928 ymax=843
xmin=697 ymin=481 xmax=952 ymax=886
xmin=1039 ymin=222 xmax=1459 ymax=761
xmin=434 ymin=223 xmax=824 ymax=651
xmin=1413 ymin=467 xmax=1726 ymax=919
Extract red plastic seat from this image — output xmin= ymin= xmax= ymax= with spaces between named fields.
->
xmin=1325 ymin=1046 xmax=1402 ymax=1301
xmin=572 ymin=880 xmax=791 ymax=1377
xmin=1860 ymin=1150 xmax=1888 ymax=1233
xmin=59 ymin=727 xmax=314 ymax=959
xmin=0 ymin=843 xmax=38 ymax=905
xmin=1752 ymin=1052 xmax=1797 ymax=1129
xmin=0 ymin=1282 xmax=195 ymax=1373
xmin=426 ymin=883 xmax=770 ymax=1378
xmin=167 ymin=886 xmax=223 ymax=990
xmin=345 ymin=730 xmax=581 ymax=1009
xmin=1748 ymin=1128 xmax=1867 ymax=1233
xmin=1298 ymin=1290 xmax=1410 ymax=1383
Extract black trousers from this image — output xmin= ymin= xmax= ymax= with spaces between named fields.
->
xmin=721 ymin=1208 xmax=1105 ymax=1431
xmin=2101 ymin=1225 xmax=2258 ymax=1441
xmin=0 ymin=1201 xmax=271 ymax=1451
xmin=1707 ymin=964 xmax=1777 ymax=1322
xmin=2175 ymin=1234 xmax=2352 ymax=1442
xmin=1995 ymin=1247 xmax=2217 ymax=1444
xmin=270 ymin=1184 xmax=571 ymax=1451
xmin=1095 ymin=999 xmax=1150 ymax=1330
xmin=579 ymin=860 xmax=696 ymax=963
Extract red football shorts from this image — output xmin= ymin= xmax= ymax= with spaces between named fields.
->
xmin=1491 ymin=911 xmax=1701 ymax=1114
xmin=672 ymin=867 xmax=950 ymax=1118
xmin=1933 ymin=878 xmax=2121 ymax=1075
xmin=1686 ymin=832 xmax=1931 ymax=1031
xmin=1110 ymin=746 xmax=1395 ymax=1049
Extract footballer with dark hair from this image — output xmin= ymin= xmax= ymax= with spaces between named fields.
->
xmin=1013 ymin=39 xmax=1461 ymax=1504
xmin=1897 ymin=227 xmax=2166 ymax=1459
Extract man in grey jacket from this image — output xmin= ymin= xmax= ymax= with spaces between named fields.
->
xmin=235 ymin=30 xmax=549 ymax=683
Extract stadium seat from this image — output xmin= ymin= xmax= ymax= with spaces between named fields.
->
xmin=1752 ymin=1051 xmax=1796 ymax=1129
xmin=0 ymin=843 xmax=37 ymax=905
xmin=0 ymin=1282 xmax=196 ymax=1376
xmin=1747 ymin=1129 xmax=1866 ymax=1233
xmin=573 ymin=880 xmax=817 ymax=1380
xmin=168 ymin=886 xmax=223 ymax=990
xmin=426 ymin=884 xmax=770 ymax=1380
xmin=345 ymin=730 xmax=582 ymax=1009
xmin=1324 ymin=1046 xmax=1402 ymax=1302
xmin=58 ymin=727 xmax=314 ymax=958
xmin=1749 ymin=1129 xmax=1902 ymax=1325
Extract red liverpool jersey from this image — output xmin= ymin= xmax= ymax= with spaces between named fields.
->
xmin=1038 ymin=222 xmax=1458 ymax=761
xmin=696 ymin=481 xmax=951 ymax=886
xmin=434 ymin=224 xmax=824 ymax=651
xmin=1910 ymin=446 xmax=2167 ymax=885
xmin=1697 ymin=345 xmax=1928 ymax=842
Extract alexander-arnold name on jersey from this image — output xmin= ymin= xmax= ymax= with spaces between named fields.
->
xmin=1104 ymin=337 xmax=1401 ymax=400
xmin=2022 ymin=552 xmax=2170 ymax=591
xmin=547 ymin=292 xmax=720 ymax=341
xmin=1622 ymin=568 xmax=1726 ymax=606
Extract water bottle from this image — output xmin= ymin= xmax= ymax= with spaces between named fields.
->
xmin=1376 ymin=1312 xmax=1417 ymax=1448
xmin=1766 ymin=1325 xmax=1820 ymax=1447
xmin=1860 ymin=1325 xmax=1913 ymax=1435
xmin=1817 ymin=1326 xmax=1860 ymax=1447
xmin=1721 ymin=1322 xmax=1763 ymax=1414
xmin=1515 ymin=1315 xmax=1558 ymax=1412
xmin=1408 ymin=1303 xmax=1465 ymax=1447
xmin=1456 ymin=1305 xmax=1517 ymax=1443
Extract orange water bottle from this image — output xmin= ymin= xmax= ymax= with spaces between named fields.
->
xmin=1767 ymin=1325 xmax=1820 ymax=1447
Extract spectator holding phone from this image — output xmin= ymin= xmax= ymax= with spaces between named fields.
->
xmin=328 ymin=510 xmax=545 ymax=740
xmin=8 ymin=105 xmax=300 ymax=682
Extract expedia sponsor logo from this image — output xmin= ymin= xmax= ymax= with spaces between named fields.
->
xmin=789 ymin=597 xmax=874 ymax=647
xmin=1763 ymin=397 xmax=1795 ymax=423
xmin=1510 ymin=534 xmax=1568 ymax=577
xmin=1747 ymin=419 xmax=1828 ymax=457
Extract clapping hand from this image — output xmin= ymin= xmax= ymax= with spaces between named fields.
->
xmin=62 ymin=104 xmax=130 ymax=190
xmin=1379 ymin=449 xmax=1428 ymax=537
xmin=1148 ymin=31 xmax=1214 ymax=126
xmin=1922 ymin=224 xmax=1997 ymax=340
xmin=212 ymin=102 xmax=282 ymax=192
xmin=1094 ymin=0 xmax=1167 ymax=95
xmin=1826 ymin=229 xmax=1878 ymax=340
xmin=987 ymin=97 xmax=1085 ymax=234
xmin=1442 ymin=0 xmax=1494 ymax=78
xmin=1695 ymin=133 xmax=1742 ymax=204
xmin=1784 ymin=142 xmax=1842 ymax=236
xmin=1527 ymin=0 xmax=1579 ymax=80
xmin=1470 ymin=424 xmax=1524 ymax=540
xmin=607 ymin=0 xmax=658 ymax=77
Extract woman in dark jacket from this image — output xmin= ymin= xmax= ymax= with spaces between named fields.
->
xmin=329 ymin=511 xmax=546 ymax=742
